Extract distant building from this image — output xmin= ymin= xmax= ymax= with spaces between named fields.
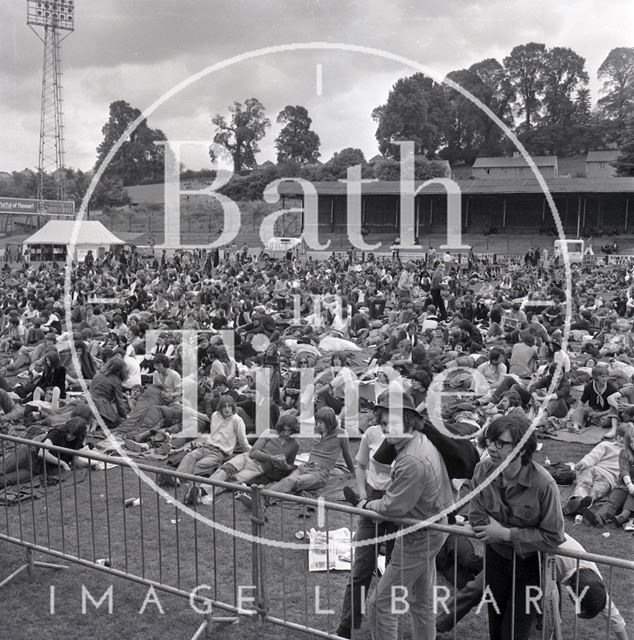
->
xmin=472 ymin=153 xmax=558 ymax=179
xmin=586 ymin=150 xmax=620 ymax=178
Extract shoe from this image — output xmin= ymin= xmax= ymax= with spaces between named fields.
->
xmin=335 ymin=626 xmax=351 ymax=639
xmin=183 ymin=483 xmax=201 ymax=505
xmin=577 ymin=496 xmax=592 ymax=515
xmin=582 ymin=509 xmax=605 ymax=527
xmin=563 ymin=497 xmax=581 ymax=516
xmin=125 ymin=439 xmax=150 ymax=453
xmin=343 ymin=486 xmax=360 ymax=507
xmin=624 ymin=519 xmax=634 ymax=532
xmin=613 ymin=513 xmax=629 ymax=527
xmin=235 ymin=492 xmax=253 ymax=510
xmin=602 ymin=427 xmax=617 ymax=440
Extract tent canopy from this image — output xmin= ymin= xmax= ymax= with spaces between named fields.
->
xmin=23 ymin=221 xmax=125 ymax=246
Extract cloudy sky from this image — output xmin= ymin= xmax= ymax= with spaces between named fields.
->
xmin=1 ymin=0 xmax=632 ymax=174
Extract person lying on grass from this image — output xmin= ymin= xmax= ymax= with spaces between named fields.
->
xmin=0 ymin=417 xmax=96 ymax=488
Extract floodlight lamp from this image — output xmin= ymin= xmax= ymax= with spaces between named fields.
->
xmin=27 ymin=0 xmax=75 ymax=31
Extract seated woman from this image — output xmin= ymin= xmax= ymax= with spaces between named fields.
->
xmin=88 ymin=356 xmax=129 ymax=429
xmin=15 ymin=349 xmax=66 ymax=403
xmin=0 ymin=417 xmax=93 ymax=488
xmin=60 ymin=340 xmax=98 ymax=390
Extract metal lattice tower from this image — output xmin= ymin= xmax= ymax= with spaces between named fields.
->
xmin=27 ymin=0 xmax=74 ymax=202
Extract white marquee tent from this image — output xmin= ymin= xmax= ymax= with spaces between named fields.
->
xmin=23 ymin=220 xmax=125 ymax=262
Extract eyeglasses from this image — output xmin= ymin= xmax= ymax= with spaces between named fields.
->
xmin=486 ymin=436 xmax=515 ymax=450
xmin=297 ymin=360 xmax=308 ymax=365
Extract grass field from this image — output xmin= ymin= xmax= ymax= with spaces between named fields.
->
xmin=0 ymin=438 xmax=632 ymax=640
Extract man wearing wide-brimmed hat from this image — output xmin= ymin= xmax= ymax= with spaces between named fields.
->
xmin=362 ymin=383 xmax=454 ymax=640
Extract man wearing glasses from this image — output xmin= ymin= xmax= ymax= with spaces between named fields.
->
xmin=469 ymin=415 xmax=565 ymax=640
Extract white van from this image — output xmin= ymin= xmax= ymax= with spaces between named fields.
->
xmin=553 ymin=239 xmax=585 ymax=263
xmin=261 ymin=237 xmax=302 ymax=260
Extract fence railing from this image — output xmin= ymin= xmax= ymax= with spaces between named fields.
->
xmin=1 ymin=433 xmax=632 ymax=640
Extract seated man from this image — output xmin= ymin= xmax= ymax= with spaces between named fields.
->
xmin=178 ymin=396 xmax=250 ymax=502
xmin=206 ymin=414 xmax=300 ymax=500
xmin=569 ymin=365 xmax=619 ymax=438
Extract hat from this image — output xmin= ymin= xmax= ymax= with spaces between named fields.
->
xmin=375 ymin=384 xmax=420 ymax=415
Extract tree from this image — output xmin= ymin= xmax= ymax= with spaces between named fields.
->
xmin=444 ymin=59 xmax=514 ymax=163
xmin=616 ymin=115 xmax=634 ymax=176
xmin=540 ymin=47 xmax=589 ymax=125
xmin=210 ymin=98 xmax=271 ymax=173
xmin=95 ymin=100 xmax=168 ymax=185
xmin=504 ymin=43 xmax=547 ymax=131
xmin=598 ymin=47 xmax=634 ymax=141
xmin=524 ymin=47 xmax=590 ymax=155
xmin=372 ymin=73 xmax=450 ymax=158
xmin=275 ymin=105 xmax=320 ymax=163
xmin=323 ymin=148 xmax=368 ymax=179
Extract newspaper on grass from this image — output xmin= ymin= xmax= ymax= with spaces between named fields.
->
xmin=307 ymin=527 xmax=353 ymax=572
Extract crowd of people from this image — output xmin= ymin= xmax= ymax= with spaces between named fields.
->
xmin=0 ymin=241 xmax=632 ymax=639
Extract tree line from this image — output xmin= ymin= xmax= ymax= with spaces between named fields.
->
xmin=2 ymin=44 xmax=633 ymax=207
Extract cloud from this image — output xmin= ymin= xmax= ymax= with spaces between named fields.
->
xmin=2 ymin=0 xmax=632 ymax=172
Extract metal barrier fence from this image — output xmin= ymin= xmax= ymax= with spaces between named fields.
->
xmin=1 ymin=433 xmax=633 ymax=640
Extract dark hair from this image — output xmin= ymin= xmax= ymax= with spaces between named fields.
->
xmin=275 ymin=413 xmax=299 ymax=435
xmin=154 ymin=353 xmax=170 ymax=368
xmin=486 ymin=414 xmax=536 ymax=465
xmin=330 ymin=352 xmax=348 ymax=367
xmin=216 ymin=395 xmax=236 ymax=415
xmin=490 ymin=307 xmax=502 ymax=324
xmin=314 ymin=406 xmax=338 ymax=433
xmin=213 ymin=375 xmax=229 ymax=388
xmin=567 ymin=568 xmax=607 ymax=618
xmin=61 ymin=417 xmax=88 ymax=442
xmin=101 ymin=356 xmax=128 ymax=380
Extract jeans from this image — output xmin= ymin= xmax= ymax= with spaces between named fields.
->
xmin=0 ymin=445 xmax=43 ymax=488
xmin=483 ymin=546 xmax=540 ymax=640
xmin=571 ymin=406 xmax=616 ymax=428
xmin=366 ymin=526 xmax=448 ymax=640
xmin=593 ymin=485 xmax=634 ymax=519
xmin=176 ymin=445 xmax=228 ymax=477
xmin=267 ymin=462 xmax=329 ymax=495
xmin=338 ymin=490 xmax=398 ymax=631
xmin=572 ymin=468 xmax=613 ymax=501
xmin=436 ymin=572 xmax=484 ymax=632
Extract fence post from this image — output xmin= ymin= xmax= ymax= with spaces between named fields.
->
xmin=250 ymin=486 xmax=267 ymax=625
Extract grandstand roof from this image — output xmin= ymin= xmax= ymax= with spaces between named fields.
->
xmin=586 ymin=150 xmax=620 ymax=162
xmin=472 ymin=155 xmax=557 ymax=168
xmin=277 ymin=177 xmax=634 ymax=197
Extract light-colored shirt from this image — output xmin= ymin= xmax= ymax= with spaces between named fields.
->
xmin=152 ymin=368 xmax=181 ymax=397
xmin=356 ymin=425 xmax=392 ymax=491
xmin=207 ymin=412 xmax=250 ymax=455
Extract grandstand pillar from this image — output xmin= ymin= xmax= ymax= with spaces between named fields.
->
xmin=465 ymin=196 xmax=469 ymax=230
xmin=625 ymin=198 xmax=629 ymax=232
xmin=414 ymin=197 xmax=419 ymax=239
xmin=576 ymin=196 xmax=581 ymax=238
xmin=502 ymin=197 xmax=507 ymax=229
